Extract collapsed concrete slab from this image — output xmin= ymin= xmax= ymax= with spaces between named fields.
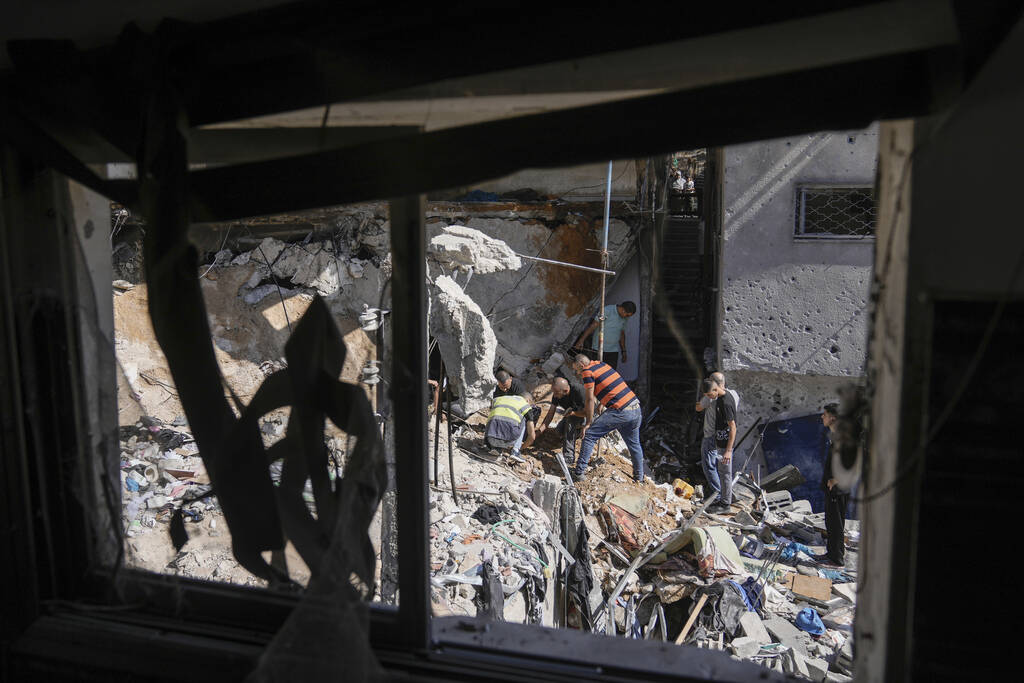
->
xmin=429 ymin=275 xmax=498 ymax=415
xmin=428 ymin=225 xmax=522 ymax=274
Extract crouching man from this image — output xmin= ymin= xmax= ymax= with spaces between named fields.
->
xmin=484 ymin=393 xmax=539 ymax=461
xmin=571 ymin=354 xmax=646 ymax=482
xmin=537 ymin=376 xmax=586 ymax=463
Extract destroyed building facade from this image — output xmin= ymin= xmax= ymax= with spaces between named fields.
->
xmin=717 ymin=127 xmax=878 ymax=444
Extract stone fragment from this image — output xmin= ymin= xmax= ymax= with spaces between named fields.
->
xmin=733 ymin=509 xmax=757 ymax=526
xmin=429 ymin=275 xmax=498 ymax=414
xmin=826 ymin=673 xmax=852 ymax=682
xmin=764 ymin=616 xmax=810 ymax=656
xmin=784 ymin=650 xmax=810 ymax=677
xmin=531 ymin=475 xmax=562 ymax=523
xmin=806 ymin=656 xmax=831 ymax=681
xmin=739 ymin=611 xmax=771 ymax=645
xmin=428 ymin=225 xmax=522 ymax=274
xmin=541 ymin=352 xmax=564 ymax=375
xmin=730 ymin=636 xmax=760 ymax=659
xmin=833 ymin=582 xmax=857 ymax=603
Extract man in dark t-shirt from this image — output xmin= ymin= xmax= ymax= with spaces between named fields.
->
xmin=493 ymin=369 xmax=525 ymax=398
xmin=817 ymin=403 xmax=849 ymax=566
xmin=701 ymin=378 xmax=737 ymax=513
xmin=537 ymin=376 xmax=586 ymax=462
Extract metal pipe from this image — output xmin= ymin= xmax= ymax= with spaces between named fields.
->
xmin=446 ymin=375 xmax=458 ymax=505
xmin=433 ymin=360 xmax=442 ymax=488
xmin=515 ymin=253 xmax=615 ymax=276
xmin=597 ymin=160 xmax=613 ymax=361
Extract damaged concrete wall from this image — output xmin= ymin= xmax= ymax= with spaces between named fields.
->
xmin=720 ymin=126 xmax=878 ymax=434
xmin=426 ymin=206 xmax=633 ymax=374
xmin=114 ymin=190 xmax=639 ymax=403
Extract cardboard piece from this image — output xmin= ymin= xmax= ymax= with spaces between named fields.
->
xmin=782 ymin=572 xmax=833 ymax=602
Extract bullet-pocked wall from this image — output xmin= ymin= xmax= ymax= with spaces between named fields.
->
xmin=719 ymin=126 xmax=879 ymax=437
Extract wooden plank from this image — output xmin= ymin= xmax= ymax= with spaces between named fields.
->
xmin=674 ymin=593 xmax=708 ymax=645
xmin=782 ymin=572 xmax=833 ymax=602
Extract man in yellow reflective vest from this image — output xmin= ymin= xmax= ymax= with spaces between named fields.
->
xmin=484 ymin=393 xmax=539 ymax=461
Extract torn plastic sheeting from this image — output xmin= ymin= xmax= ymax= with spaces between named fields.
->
xmin=598 ymin=503 xmax=642 ymax=554
xmin=653 ymin=526 xmax=746 ymax=578
xmin=433 ymin=571 xmax=484 ymax=588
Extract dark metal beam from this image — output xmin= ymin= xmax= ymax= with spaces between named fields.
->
xmin=389 ymin=195 xmax=430 ymax=651
xmin=137 ymin=50 xmax=947 ymax=222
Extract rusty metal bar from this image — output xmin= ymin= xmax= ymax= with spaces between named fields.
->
xmin=515 ymin=253 xmax=615 ymax=276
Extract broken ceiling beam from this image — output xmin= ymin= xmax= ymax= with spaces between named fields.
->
xmin=357 ymin=0 xmax=958 ymax=102
xmin=111 ymin=50 xmax=943 ymax=221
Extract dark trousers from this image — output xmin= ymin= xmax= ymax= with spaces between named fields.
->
xmin=824 ymin=490 xmax=849 ymax=564
xmin=558 ymin=415 xmax=585 ymax=460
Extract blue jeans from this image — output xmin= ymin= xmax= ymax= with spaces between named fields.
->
xmin=510 ymin=420 xmax=527 ymax=456
xmin=700 ymin=436 xmax=732 ymax=505
xmin=574 ymin=402 xmax=645 ymax=480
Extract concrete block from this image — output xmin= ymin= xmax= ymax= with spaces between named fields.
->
xmin=531 ymin=475 xmax=561 ymax=523
xmin=826 ymin=673 xmax=852 ymax=683
xmin=733 ymin=509 xmax=757 ymax=526
xmin=806 ymin=656 xmax=830 ymax=681
xmin=764 ymin=616 xmax=810 ymax=656
xmin=785 ymin=650 xmax=810 ymax=678
xmin=739 ymin=612 xmax=772 ymax=645
xmin=833 ymin=582 xmax=857 ymax=603
xmin=730 ymin=636 xmax=761 ymax=659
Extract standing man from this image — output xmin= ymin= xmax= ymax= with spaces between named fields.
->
xmin=493 ymin=369 xmax=525 ymax=398
xmin=817 ymin=403 xmax=849 ymax=567
xmin=570 ymin=354 xmax=645 ymax=483
xmin=484 ymin=393 xmax=539 ymax=461
xmin=572 ymin=301 xmax=636 ymax=371
xmin=697 ymin=377 xmax=738 ymax=513
xmin=537 ymin=376 xmax=586 ymax=463
xmin=695 ymin=372 xmax=740 ymax=503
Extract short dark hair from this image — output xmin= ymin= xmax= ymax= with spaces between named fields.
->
xmin=619 ymin=301 xmax=637 ymax=315
xmin=701 ymin=378 xmax=716 ymax=394
xmin=823 ymin=403 xmax=839 ymax=417
xmin=495 ymin=370 xmax=510 ymax=383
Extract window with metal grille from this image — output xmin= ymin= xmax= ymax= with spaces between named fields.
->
xmin=795 ymin=185 xmax=876 ymax=238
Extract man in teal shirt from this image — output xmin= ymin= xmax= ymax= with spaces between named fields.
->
xmin=573 ymin=301 xmax=635 ymax=371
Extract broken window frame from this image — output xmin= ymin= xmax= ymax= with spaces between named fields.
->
xmin=1 ymin=157 xmax=782 ymax=681
xmin=794 ymin=184 xmax=877 ymax=240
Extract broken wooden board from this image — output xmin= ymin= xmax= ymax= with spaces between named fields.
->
xmin=782 ymin=572 xmax=833 ymax=602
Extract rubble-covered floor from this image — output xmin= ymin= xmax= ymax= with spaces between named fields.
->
xmin=427 ymin=375 xmax=859 ymax=680
xmin=112 ymin=225 xmax=860 ymax=680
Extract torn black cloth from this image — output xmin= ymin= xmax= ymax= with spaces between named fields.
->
xmin=471 ymin=503 xmax=510 ymax=526
xmin=566 ymin=522 xmax=595 ymax=631
xmin=155 ymin=428 xmax=189 ymax=450
xmin=474 ymin=562 xmax=505 ymax=621
xmin=692 ymin=580 xmax=750 ymax=639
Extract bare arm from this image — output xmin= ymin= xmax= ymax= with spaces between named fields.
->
xmin=723 ymin=420 xmax=737 ymax=462
xmin=574 ymin=319 xmax=599 ymax=349
xmin=583 ymin=383 xmax=596 ymax=426
xmin=523 ymin=420 xmax=536 ymax=447
xmin=619 ymin=328 xmax=627 ymax=362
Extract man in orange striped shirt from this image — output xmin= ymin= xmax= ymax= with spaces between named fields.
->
xmin=570 ymin=353 xmax=646 ymax=482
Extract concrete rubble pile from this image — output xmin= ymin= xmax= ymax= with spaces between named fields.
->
xmin=428 ymin=367 xmax=860 ymax=681
xmin=113 ymin=214 xmax=861 ymax=678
